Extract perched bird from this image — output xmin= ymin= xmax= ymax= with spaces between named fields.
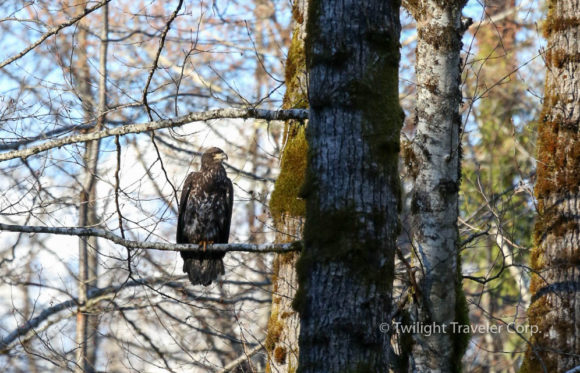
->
xmin=176 ymin=147 xmax=233 ymax=286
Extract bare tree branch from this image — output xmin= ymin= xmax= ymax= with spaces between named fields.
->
xmin=0 ymin=223 xmax=302 ymax=253
xmin=153 ymin=135 xmax=276 ymax=182
xmin=0 ymin=277 xmax=176 ymax=353
xmin=142 ymin=0 xmax=184 ymax=121
xmin=0 ymin=0 xmax=112 ymax=70
xmin=0 ymin=108 xmax=308 ymax=162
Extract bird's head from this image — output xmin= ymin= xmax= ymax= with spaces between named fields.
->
xmin=201 ymin=147 xmax=228 ymax=169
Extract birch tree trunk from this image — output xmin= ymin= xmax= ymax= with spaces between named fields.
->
xmin=295 ymin=1 xmax=402 ymax=371
xmin=521 ymin=1 xmax=580 ymax=371
xmin=405 ymin=0 xmax=469 ymax=371
xmin=75 ymin=4 xmax=108 ymax=372
xmin=266 ymin=1 xmax=308 ymax=371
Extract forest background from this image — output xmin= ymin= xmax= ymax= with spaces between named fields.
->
xmin=0 ymin=0 xmax=551 ymax=372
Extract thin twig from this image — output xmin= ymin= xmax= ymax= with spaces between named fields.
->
xmin=142 ymin=0 xmax=184 ymax=121
xmin=0 ymin=0 xmax=112 ymax=70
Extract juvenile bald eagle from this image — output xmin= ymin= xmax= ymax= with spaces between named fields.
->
xmin=177 ymin=147 xmax=233 ymax=286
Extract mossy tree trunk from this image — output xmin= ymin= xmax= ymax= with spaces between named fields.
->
xmin=295 ymin=0 xmax=402 ymax=371
xmin=521 ymin=1 xmax=580 ymax=372
xmin=405 ymin=0 xmax=469 ymax=371
xmin=266 ymin=1 xmax=308 ymax=371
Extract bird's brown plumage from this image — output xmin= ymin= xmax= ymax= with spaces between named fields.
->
xmin=176 ymin=147 xmax=233 ymax=286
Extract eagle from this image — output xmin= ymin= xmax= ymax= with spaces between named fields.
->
xmin=176 ymin=147 xmax=233 ymax=286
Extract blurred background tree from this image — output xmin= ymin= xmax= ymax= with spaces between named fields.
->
xmin=459 ymin=0 xmax=543 ymax=371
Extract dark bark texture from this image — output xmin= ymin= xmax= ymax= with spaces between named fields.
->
xmin=295 ymin=1 xmax=403 ymax=371
xmin=522 ymin=0 xmax=580 ymax=372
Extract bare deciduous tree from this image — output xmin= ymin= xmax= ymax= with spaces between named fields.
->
xmin=0 ymin=1 xmax=298 ymax=371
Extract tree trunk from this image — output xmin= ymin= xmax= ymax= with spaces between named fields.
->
xmin=266 ymin=1 xmax=308 ymax=371
xmin=405 ymin=0 xmax=469 ymax=371
xmin=75 ymin=4 xmax=108 ymax=372
xmin=295 ymin=1 xmax=402 ymax=371
xmin=521 ymin=1 xmax=580 ymax=372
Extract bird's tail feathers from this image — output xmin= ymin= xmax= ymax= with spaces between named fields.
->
xmin=183 ymin=258 xmax=224 ymax=286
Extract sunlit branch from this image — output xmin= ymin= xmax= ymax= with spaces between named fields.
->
xmin=0 ymin=223 xmax=303 ymax=253
xmin=0 ymin=108 xmax=308 ymax=162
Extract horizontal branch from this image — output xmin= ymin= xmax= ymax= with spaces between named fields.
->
xmin=0 ymin=123 xmax=93 ymax=151
xmin=0 ymin=223 xmax=303 ymax=253
xmin=0 ymin=108 xmax=309 ymax=162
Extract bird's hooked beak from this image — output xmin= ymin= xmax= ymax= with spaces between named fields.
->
xmin=214 ymin=152 xmax=228 ymax=162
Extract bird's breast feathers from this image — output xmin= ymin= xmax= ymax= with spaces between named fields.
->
xmin=181 ymin=173 xmax=231 ymax=243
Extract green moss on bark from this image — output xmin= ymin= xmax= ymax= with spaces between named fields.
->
xmin=266 ymin=3 xmax=307 ymax=371
xmin=274 ymin=346 xmax=287 ymax=364
xmin=293 ymin=204 xmax=396 ymax=314
xmin=542 ymin=0 xmax=579 ymax=39
xmin=452 ymin=252 xmax=470 ymax=372
xmin=283 ymin=29 xmax=308 ymax=110
xmin=270 ymin=125 xmax=308 ymax=222
xmin=522 ymin=1 xmax=580 ymax=371
xmin=269 ymin=1 xmax=309 ymax=224
xmin=534 ymin=59 xmax=580 ymax=198
xmin=266 ymin=308 xmax=283 ymax=352
xmin=352 ymin=33 xmax=404 ymax=170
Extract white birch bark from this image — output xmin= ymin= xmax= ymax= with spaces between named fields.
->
xmin=406 ymin=0 xmax=468 ymax=371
